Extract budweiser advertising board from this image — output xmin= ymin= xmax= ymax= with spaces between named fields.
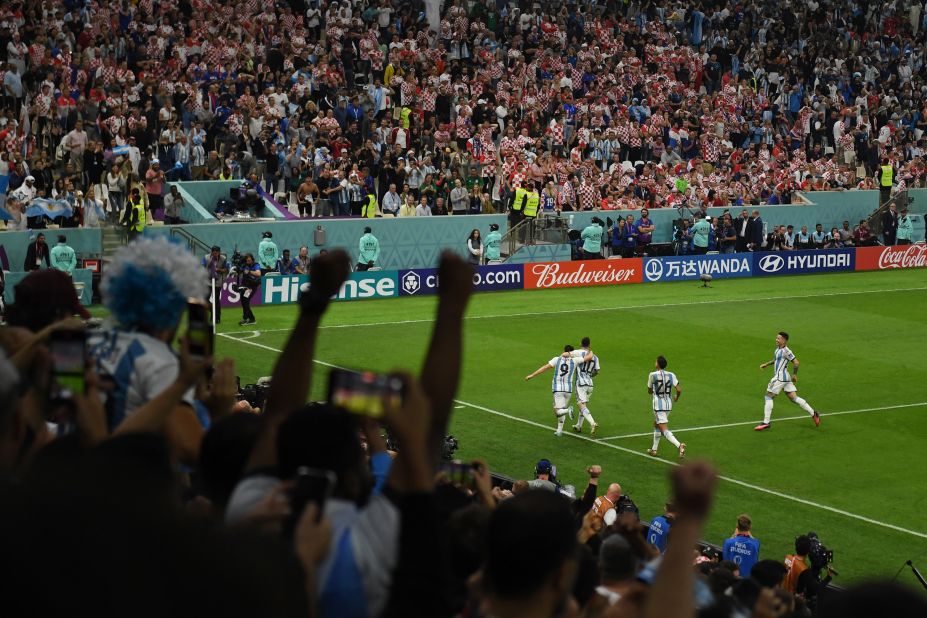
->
xmin=855 ymin=245 xmax=927 ymax=271
xmin=524 ymin=259 xmax=644 ymax=289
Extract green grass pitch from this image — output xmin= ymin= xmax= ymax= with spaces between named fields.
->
xmin=216 ymin=268 xmax=927 ymax=585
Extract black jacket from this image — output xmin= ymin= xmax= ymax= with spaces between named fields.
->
xmin=24 ymin=241 xmax=50 ymax=271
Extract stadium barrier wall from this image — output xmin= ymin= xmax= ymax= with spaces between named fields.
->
xmin=148 ymin=214 xmax=510 ymax=271
xmin=0 ymin=228 xmax=102 ymax=273
xmin=216 ymin=245 xmax=926 ymax=308
xmin=3 ymin=268 xmax=93 ymax=305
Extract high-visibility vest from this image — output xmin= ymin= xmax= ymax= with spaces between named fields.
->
xmin=362 ymin=194 xmax=378 ymax=218
xmin=131 ymin=200 xmax=146 ymax=232
xmin=881 ymin=165 xmax=893 ymax=187
xmin=512 ymin=187 xmax=527 ymax=211
xmin=523 ymin=191 xmax=540 ymax=217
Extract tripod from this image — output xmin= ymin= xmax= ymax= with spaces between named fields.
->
xmin=892 ymin=560 xmax=927 ymax=591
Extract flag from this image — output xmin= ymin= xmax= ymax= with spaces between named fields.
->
xmin=111 ymin=145 xmax=130 ymax=156
xmin=26 ymin=198 xmax=73 ymax=219
xmin=0 ymin=206 xmax=13 ymax=221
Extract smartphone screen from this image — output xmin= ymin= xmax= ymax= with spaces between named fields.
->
xmin=50 ymin=330 xmax=87 ymax=399
xmin=186 ymin=299 xmax=213 ymax=359
xmin=440 ymin=460 xmax=476 ymax=489
xmin=327 ymin=368 xmax=404 ymax=418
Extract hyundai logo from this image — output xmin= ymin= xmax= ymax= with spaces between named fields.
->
xmin=402 ymin=271 xmax=421 ymax=294
xmin=644 ymin=259 xmax=664 ymax=281
xmin=758 ymin=254 xmax=784 ymax=273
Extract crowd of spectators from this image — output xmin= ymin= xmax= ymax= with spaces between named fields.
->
xmin=3 ymin=0 xmax=927 ymax=230
xmin=2 ymin=241 xmax=927 ymax=618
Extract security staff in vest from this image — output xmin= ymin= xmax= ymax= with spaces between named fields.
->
xmin=50 ymin=235 xmax=77 ymax=275
xmin=523 ymin=181 xmax=541 ymax=221
xmin=258 ymin=231 xmax=279 ymax=272
xmin=484 ymin=223 xmax=503 ymax=264
xmin=361 ymin=186 xmax=379 ymax=218
xmin=509 ymin=182 xmax=527 ymax=227
xmin=357 ymin=226 xmax=380 ymax=271
xmin=124 ymin=188 xmax=146 ymax=242
xmin=877 ymin=157 xmax=894 ymax=206
xmin=581 ymin=217 xmax=604 ymax=259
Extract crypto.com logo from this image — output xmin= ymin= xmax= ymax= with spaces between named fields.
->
xmin=401 ymin=271 xmax=421 ymax=295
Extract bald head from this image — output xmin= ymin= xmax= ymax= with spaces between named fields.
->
xmin=606 ymin=483 xmax=622 ymax=501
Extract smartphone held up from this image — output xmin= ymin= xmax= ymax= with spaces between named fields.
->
xmin=327 ymin=368 xmax=404 ymax=418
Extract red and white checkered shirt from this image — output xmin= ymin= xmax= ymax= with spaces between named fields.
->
xmin=455 ymin=112 xmax=472 ymax=139
xmin=578 ymin=182 xmax=598 ymax=210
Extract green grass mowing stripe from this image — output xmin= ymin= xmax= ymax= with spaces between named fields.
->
xmin=216 ymin=332 xmax=927 ymax=543
xmin=219 ymin=283 xmax=927 ymax=333
xmin=597 ymin=402 xmax=927 ymax=440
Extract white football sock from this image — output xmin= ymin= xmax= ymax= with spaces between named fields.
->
xmin=582 ymin=408 xmax=596 ymax=426
xmin=556 ymin=416 xmax=565 ymax=433
xmin=574 ymin=407 xmax=585 ymax=429
xmin=651 ymin=429 xmax=662 ymax=450
xmin=763 ymin=397 xmax=774 ymax=423
xmin=792 ymin=396 xmax=815 ymax=415
xmin=663 ymin=429 xmax=681 ymax=448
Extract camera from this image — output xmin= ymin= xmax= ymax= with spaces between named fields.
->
xmin=806 ymin=532 xmax=834 ymax=571
xmin=441 ymin=435 xmax=460 ymax=460
xmin=237 ymin=377 xmax=270 ymax=410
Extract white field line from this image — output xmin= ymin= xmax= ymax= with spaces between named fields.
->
xmin=217 ymin=285 xmax=927 ymax=334
xmin=217 ymin=333 xmax=927 ymax=541
xmin=597 ymin=402 xmax=927 ymax=440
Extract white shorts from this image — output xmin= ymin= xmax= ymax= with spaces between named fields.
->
xmin=653 ymin=409 xmax=670 ymax=425
xmin=767 ymin=379 xmax=797 ymax=395
xmin=553 ymin=392 xmax=571 ymax=411
xmin=576 ymin=385 xmax=593 ymax=404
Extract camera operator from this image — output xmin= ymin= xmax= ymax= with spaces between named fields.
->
xmin=236 ymin=253 xmax=261 ymax=326
xmin=202 ymin=246 xmax=229 ymax=325
xmin=784 ymin=534 xmax=834 ymax=605
xmin=673 ymin=219 xmax=693 ymax=255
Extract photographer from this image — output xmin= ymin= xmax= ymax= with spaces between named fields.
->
xmin=237 ymin=253 xmax=261 ymax=326
xmin=784 ymin=534 xmax=834 ymax=602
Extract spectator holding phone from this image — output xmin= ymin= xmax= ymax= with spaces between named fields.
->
xmin=87 ymin=237 xmax=208 ymax=464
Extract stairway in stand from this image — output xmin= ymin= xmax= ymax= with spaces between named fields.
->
xmin=101 ymin=226 xmax=125 ymax=263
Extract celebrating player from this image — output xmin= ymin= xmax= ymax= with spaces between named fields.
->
xmin=525 ymin=345 xmax=594 ymax=437
xmin=571 ymin=337 xmax=600 ymax=436
xmin=755 ymin=331 xmax=820 ymax=431
xmin=647 ymin=355 xmax=685 ymax=459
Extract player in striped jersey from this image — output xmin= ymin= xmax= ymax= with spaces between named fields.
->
xmin=571 ymin=337 xmax=600 ymax=435
xmin=647 ymin=355 xmax=685 ymax=459
xmin=525 ymin=345 xmax=594 ymax=436
xmin=755 ymin=331 xmax=820 ymax=431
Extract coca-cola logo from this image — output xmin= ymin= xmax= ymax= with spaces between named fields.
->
xmin=526 ymin=260 xmax=642 ymax=289
xmin=877 ymin=245 xmax=927 ymax=269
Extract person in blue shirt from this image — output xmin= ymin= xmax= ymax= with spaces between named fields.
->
xmin=648 ymin=502 xmax=675 ymax=553
xmin=620 ymin=215 xmax=638 ymax=258
xmin=276 ymin=249 xmax=298 ymax=275
xmin=722 ymin=514 xmax=761 ymax=577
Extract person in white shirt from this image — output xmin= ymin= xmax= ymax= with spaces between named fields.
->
xmin=88 ymin=237 xmax=208 ymax=464
xmin=414 ymin=198 xmax=432 ymax=216
xmin=381 ymin=183 xmax=401 ymax=216
xmin=647 ymin=355 xmax=685 ymax=459
xmin=755 ymin=332 xmax=820 ymax=431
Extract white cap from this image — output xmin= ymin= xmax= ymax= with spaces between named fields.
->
xmin=25 ymin=175 xmax=35 ymax=182
xmin=151 ymin=158 xmax=159 ymax=164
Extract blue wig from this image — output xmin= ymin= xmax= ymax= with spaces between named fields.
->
xmin=102 ymin=237 xmax=206 ymax=331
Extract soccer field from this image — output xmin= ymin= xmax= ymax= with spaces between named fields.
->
xmin=217 ymin=268 xmax=927 ymax=585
